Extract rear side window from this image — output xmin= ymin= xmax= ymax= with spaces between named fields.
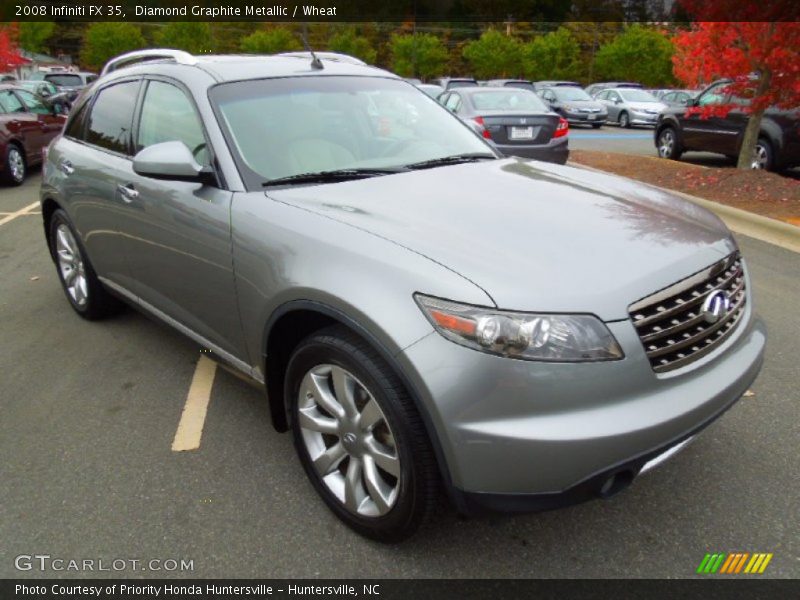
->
xmin=136 ymin=80 xmax=208 ymax=164
xmin=65 ymin=102 xmax=90 ymax=140
xmin=86 ymin=81 xmax=140 ymax=155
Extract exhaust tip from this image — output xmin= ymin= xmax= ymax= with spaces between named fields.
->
xmin=598 ymin=469 xmax=635 ymax=499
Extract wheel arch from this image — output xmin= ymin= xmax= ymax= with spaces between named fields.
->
xmin=262 ymin=300 xmax=456 ymax=500
xmin=41 ymin=197 xmax=62 ymax=261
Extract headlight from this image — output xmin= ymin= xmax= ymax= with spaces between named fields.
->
xmin=562 ymin=104 xmax=574 ymax=111
xmin=415 ymin=294 xmax=624 ymax=362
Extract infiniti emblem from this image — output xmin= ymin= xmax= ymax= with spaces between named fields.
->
xmin=701 ymin=290 xmax=732 ymax=324
xmin=343 ymin=433 xmax=358 ymax=445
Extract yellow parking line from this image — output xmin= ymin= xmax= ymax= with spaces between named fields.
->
xmin=171 ymin=355 xmax=217 ymax=451
xmin=0 ymin=202 xmax=39 ymax=227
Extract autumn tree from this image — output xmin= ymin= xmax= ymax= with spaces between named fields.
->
xmin=328 ymin=27 xmax=377 ymax=64
xmin=524 ymin=27 xmax=581 ymax=81
xmin=0 ymin=25 xmax=25 ymax=73
xmin=19 ymin=22 xmax=55 ymax=54
xmin=673 ymin=0 xmax=800 ymax=170
xmin=80 ymin=23 xmax=146 ymax=71
xmin=390 ymin=33 xmax=449 ymax=79
xmin=593 ymin=24 xmax=675 ymax=87
xmin=240 ymin=28 xmax=301 ymax=54
xmin=462 ymin=29 xmax=523 ymax=79
xmin=156 ymin=22 xmax=215 ymax=54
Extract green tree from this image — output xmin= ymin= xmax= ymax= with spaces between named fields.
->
xmin=156 ymin=22 xmax=214 ymax=54
xmin=240 ymin=28 xmax=301 ymax=54
xmin=462 ymin=29 xmax=523 ymax=79
xmin=328 ymin=28 xmax=377 ymax=65
xmin=523 ymin=27 xmax=581 ymax=81
xmin=19 ymin=22 xmax=55 ymax=54
xmin=80 ymin=23 xmax=146 ymax=71
xmin=390 ymin=33 xmax=449 ymax=79
xmin=592 ymin=25 xmax=675 ymax=87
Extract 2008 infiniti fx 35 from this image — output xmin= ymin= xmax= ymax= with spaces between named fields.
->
xmin=40 ymin=49 xmax=765 ymax=542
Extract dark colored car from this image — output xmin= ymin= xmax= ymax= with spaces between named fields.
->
xmin=538 ymin=85 xmax=608 ymax=128
xmin=0 ymin=84 xmax=67 ymax=185
xmin=439 ymin=86 xmax=568 ymax=163
xmin=655 ymin=79 xmax=800 ymax=171
xmin=486 ymin=79 xmax=537 ymax=93
xmin=585 ymin=81 xmax=643 ymax=97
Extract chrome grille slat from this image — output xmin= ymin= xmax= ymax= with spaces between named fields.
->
xmin=629 ymin=253 xmax=747 ymax=373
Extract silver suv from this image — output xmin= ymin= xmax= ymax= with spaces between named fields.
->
xmin=41 ymin=50 xmax=765 ymax=542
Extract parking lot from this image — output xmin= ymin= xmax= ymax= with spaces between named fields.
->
xmin=1 ymin=172 xmax=798 ymax=579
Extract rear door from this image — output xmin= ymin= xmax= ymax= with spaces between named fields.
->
xmin=117 ymin=78 xmax=246 ymax=359
xmin=680 ymin=81 xmax=734 ymax=153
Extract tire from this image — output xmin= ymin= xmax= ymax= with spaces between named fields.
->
xmin=656 ymin=127 xmax=683 ymax=160
xmin=49 ymin=209 xmax=124 ymax=320
xmin=286 ymin=325 xmax=439 ymax=542
xmin=618 ymin=111 xmax=630 ymax=128
xmin=2 ymin=143 xmax=26 ymax=186
xmin=751 ymin=138 xmax=774 ymax=171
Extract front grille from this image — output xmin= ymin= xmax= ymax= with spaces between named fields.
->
xmin=629 ymin=253 xmax=747 ymax=373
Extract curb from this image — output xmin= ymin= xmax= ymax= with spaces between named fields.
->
xmin=570 ymin=161 xmax=800 ymax=254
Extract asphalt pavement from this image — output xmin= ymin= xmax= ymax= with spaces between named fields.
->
xmin=1 ymin=173 xmax=798 ymax=579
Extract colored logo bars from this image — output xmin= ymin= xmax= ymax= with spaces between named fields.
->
xmin=697 ymin=552 xmax=773 ymax=574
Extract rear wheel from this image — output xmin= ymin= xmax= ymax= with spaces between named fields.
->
xmin=286 ymin=325 xmax=439 ymax=542
xmin=618 ymin=111 xmax=630 ymax=128
xmin=751 ymin=138 xmax=774 ymax=171
xmin=2 ymin=144 xmax=26 ymax=186
xmin=49 ymin=209 xmax=123 ymax=319
xmin=657 ymin=127 xmax=683 ymax=160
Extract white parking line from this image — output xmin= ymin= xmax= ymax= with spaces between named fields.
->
xmin=172 ymin=355 xmax=217 ymax=452
xmin=0 ymin=202 xmax=39 ymax=227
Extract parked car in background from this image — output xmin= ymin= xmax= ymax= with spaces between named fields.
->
xmin=660 ymin=90 xmax=700 ymax=108
xmin=595 ymin=88 xmax=666 ymax=128
xmin=29 ymin=70 xmax=98 ymax=103
xmin=416 ymin=83 xmax=444 ymax=99
xmin=17 ymin=80 xmax=59 ymax=98
xmin=486 ymin=79 xmax=537 ymax=92
xmin=585 ymin=81 xmax=644 ymax=97
xmin=538 ymin=85 xmax=607 ymax=128
xmin=655 ymin=79 xmax=800 ymax=171
xmin=533 ymin=80 xmax=581 ymax=91
xmin=439 ymin=86 xmax=568 ymax=163
xmin=430 ymin=77 xmax=479 ymax=90
xmin=0 ymin=84 xmax=67 ymax=185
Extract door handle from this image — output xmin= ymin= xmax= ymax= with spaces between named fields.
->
xmin=59 ymin=160 xmax=74 ymax=175
xmin=117 ymin=183 xmax=139 ymax=203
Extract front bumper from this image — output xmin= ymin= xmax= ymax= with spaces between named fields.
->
xmin=396 ymin=301 xmax=765 ymax=512
xmin=629 ymin=111 xmax=660 ymax=126
xmin=563 ymin=110 xmax=607 ymax=125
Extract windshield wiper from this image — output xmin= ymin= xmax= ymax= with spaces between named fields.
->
xmin=404 ymin=153 xmax=497 ymax=171
xmin=262 ymin=168 xmax=405 ymax=187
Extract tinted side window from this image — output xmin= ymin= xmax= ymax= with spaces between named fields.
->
xmin=0 ymin=90 xmax=25 ymax=113
xmin=136 ymin=81 xmax=208 ymax=164
xmin=697 ymin=82 xmax=729 ymax=107
xmin=85 ymin=81 xmax=140 ymax=154
xmin=65 ymin=102 xmax=90 ymax=140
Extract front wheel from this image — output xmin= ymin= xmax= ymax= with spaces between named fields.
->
xmin=618 ymin=111 xmax=630 ymax=128
xmin=657 ymin=127 xmax=683 ymax=160
xmin=286 ymin=325 xmax=439 ymax=542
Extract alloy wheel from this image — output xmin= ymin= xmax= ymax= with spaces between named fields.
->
xmin=751 ymin=143 xmax=768 ymax=170
xmin=658 ymin=130 xmax=674 ymax=158
xmin=8 ymin=147 xmax=25 ymax=183
xmin=297 ymin=364 xmax=400 ymax=517
xmin=619 ymin=112 xmax=629 ymax=128
xmin=55 ymin=224 xmax=88 ymax=307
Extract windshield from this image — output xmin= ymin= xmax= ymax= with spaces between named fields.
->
xmin=45 ymin=74 xmax=82 ymax=87
xmin=619 ymin=89 xmax=659 ymax=102
xmin=470 ymin=90 xmax=548 ymax=112
xmin=211 ymin=76 xmax=493 ymax=187
xmin=553 ymin=87 xmax=592 ymax=101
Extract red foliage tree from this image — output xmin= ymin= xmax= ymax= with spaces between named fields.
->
xmin=0 ymin=24 xmax=26 ymax=74
xmin=673 ymin=2 xmax=800 ymax=169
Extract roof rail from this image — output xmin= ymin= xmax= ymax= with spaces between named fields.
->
xmin=101 ymin=49 xmax=197 ymax=76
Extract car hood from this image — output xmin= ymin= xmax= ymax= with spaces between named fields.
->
xmin=266 ymin=158 xmax=736 ymax=321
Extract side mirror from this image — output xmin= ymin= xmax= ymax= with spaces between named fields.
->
xmin=133 ymin=141 xmax=211 ymax=183
xmin=614 ymin=99 xmax=622 ymax=104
